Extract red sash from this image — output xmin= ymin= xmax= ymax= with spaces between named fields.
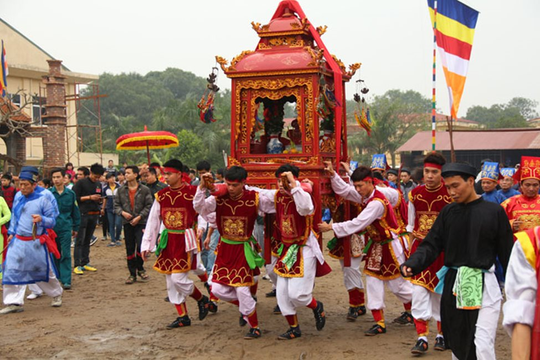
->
xmin=16 ymin=229 xmax=60 ymax=259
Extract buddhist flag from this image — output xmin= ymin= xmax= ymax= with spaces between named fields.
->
xmin=428 ymin=0 xmax=479 ymax=119
xmin=0 ymin=40 xmax=7 ymax=97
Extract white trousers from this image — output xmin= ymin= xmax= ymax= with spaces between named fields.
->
xmin=166 ymin=272 xmax=194 ymax=305
xmin=265 ymin=255 xmax=278 ymax=290
xmin=276 ymin=257 xmax=316 ymax=316
xmin=339 ymin=256 xmax=365 ymax=290
xmin=365 ymin=274 xmax=412 ymax=310
xmin=411 ymin=284 xmax=441 ymax=322
xmin=193 ymin=252 xmax=207 ymax=276
xmin=28 ymin=284 xmax=44 ymax=296
xmin=3 ymin=259 xmax=63 ymax=306
xmin=451 ymin=271 xmax=501 ymax=360
xmin=211 ymin=282 xmax=256 ymax=316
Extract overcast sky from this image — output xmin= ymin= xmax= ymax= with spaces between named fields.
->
xmin=2 ymin=0 xmax=539 ymax=118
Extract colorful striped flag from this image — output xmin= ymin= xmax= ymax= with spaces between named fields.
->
xmin=0 ymin=40 xmax=8 ymax=97
xmin=428 ymin=0 xmax=479 ymax=119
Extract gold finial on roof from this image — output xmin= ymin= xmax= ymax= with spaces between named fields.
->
xmin=347 ymin=63 xmax=361 ymax=77
xmin=215 ymin=56 xmax=229 ymax=72
xmin=316 ymin=25 xmax=327 ymax=36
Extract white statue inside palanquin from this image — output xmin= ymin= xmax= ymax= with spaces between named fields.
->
xmin=250 ymin=96 xmax=302 ymax=155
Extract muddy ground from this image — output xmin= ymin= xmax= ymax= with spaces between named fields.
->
xmin=0 ymin=230 xmax=511 ymax=359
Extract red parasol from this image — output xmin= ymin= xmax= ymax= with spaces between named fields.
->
xmin=116 ymin=126 xmax=179 ymax=164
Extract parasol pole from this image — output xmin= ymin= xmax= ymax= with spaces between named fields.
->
xmin=431 ymin=0 xmax=438 ymax=151
xmin=146 ymin=140 xmax=150 ymax=164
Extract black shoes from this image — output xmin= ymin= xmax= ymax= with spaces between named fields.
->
xmin=166 ymin=315 xmax=191 ymax=329
xmin=365 ymin=324 xmax=387 ymax=336
xmin=208 ymin=301 xmax=218 ymax=314
xmin=346 ymin=305 xmax=367 ymax=321
xmin=244 ymin=327 xmax=261 ymax=340
xmin=239 ymin=314 xmax=247 ymax=327
xmin=411 ymin=338 xmax=428 ymax=355
xmin=312 ymin=301 xmax=326 ymax=331
xmin=266 ymin=289 xmax=277 ymax=297
xmin=434 ymin=336 xmax=446 ymax=351
xmin=393 ymin=311 xmax=414 ymax=325
xmin=278 ymin=326 xmax=302 ymax=340
xmin=273 ymin=305 xmax=282 ymax=314
xmin=197 ymin=295 xmax=210 ymax=321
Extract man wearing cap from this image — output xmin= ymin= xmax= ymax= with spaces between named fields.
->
xmin=406 ymin=152 xmax=452 ymax=354
xmin=386 ymin=169 xmax=399 ymax=189
xmin=1 ymin=166 xmax=63 ymax=314
xmin=141 ymin=159 xmax=214 ymax=330
xmin=401 ymin=162 xmax=514 ymax=360
xmin=371 ymin=154 xmax=391 ymax=185
xmin=319 ymin=163 xmax=413 ymax=336
xmin=480 ymin=162 xmax=506 ymax=205
xmin=498 ymin=168 xmax=520 ymax=200
xmin=502 ymin=156 xmax=540 ymax=233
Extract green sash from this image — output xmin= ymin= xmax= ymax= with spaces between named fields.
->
xmin=362 ymin=237 xmax=393 ymax=254
xmin=326 ymin=237 xmax=338 ymax=251
xmin=155 ymin=229 xmax=185 ymax=257
xmin=452 ymin=266 xmax=483 ymax=310
xmin=221 ymin=236 xmax=265 ymax=269
xmin=282 ymin=244 xmax=300 ymax=271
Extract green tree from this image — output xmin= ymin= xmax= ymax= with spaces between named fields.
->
xmin=145 ymin=68 xmax=207 ymax=100
xmin=507 ymin=97 xmax=539 ymax=120
xmin=151 ymin=90 xmax=232 ymax=168
xmin=465 ymin=97 xmax=536 ymax=128
xmin=347 ymin=90 xmax=431 ymax=166
xmin=77 ymin=68 xmax=211 ymax=155
xmin=168 ymin=129 xmax=208 ymax=168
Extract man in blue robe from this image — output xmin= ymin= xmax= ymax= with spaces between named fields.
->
xmin=1 ymin=166 xmax=62 ymax=314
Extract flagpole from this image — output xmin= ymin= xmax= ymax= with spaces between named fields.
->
xmin=431 ymin=0 xmax=438 ymax=151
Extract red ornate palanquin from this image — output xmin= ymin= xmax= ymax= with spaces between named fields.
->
xmin=217 ymin=1 xmax=360 ymax=266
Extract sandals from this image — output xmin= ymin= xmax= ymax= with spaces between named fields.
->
xmin=125 ymin=276 xmax=136 ymax=284
xmin=138 ymin=271 xmax=149 ymax=280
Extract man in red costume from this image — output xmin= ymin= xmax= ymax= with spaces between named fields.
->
xmin=325 ymin=161 xmax=368 ymax=322
xmin=141 ymin=159 xmax=215 ymax=330
xmin=502 ymin=156 xmax=540 ymax=233
xmin=503 ymin=226 xmax=540 ymax=360
xmin=252 ymin=164 xmax=329 ymax=340
xmin=194 ymin=166 xmax=265 ymax=340
xmin=319 ymin=164 xmax=412 ymax=336
xmin=406 ymin=152 xmax=452 ymax=354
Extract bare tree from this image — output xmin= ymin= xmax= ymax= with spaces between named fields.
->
xmin=0 ymin=90 xmax=40 ymax=171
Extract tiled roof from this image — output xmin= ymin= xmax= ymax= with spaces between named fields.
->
xmin=397 ymin=129 xmax=540 ymax=152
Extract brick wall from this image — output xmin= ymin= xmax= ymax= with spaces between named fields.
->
xmin=41 ymin=60 xmax=67 ymax=175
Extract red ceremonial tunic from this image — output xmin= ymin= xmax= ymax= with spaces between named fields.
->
xmin=329 ymin=203 xmax=363 ymax=260
xmin=502 ymin=194 xmax=540 ymax=234
xmin=361 ymin=190 xmax=403 ymax=280
xmin=270 ymin=220 xmax=282 ymax=257
xmin=394 ymin=191 xmax=409 ymax=234
xmin=154 ymin=184 xmax=198 ymax=274
xmin=273 ymin=191 xmax=313 ymax=278
xmin=213 ymin=190 xmax=259 ymax=287
xmin=409 ymin=184 xmax=452 ymax=291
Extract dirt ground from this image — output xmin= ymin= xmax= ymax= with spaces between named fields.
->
xmin=0 ymin=229 xmax=511 ymax=360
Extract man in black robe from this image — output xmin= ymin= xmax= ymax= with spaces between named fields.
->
xmin=400 ymin=163 xmax=513 ymax=360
